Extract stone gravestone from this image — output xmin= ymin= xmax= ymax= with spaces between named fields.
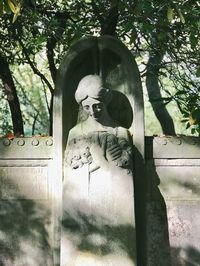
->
xmin=54 ymin=36 xmax=144 ymax=266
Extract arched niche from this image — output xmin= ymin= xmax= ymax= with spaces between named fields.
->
xmin=54 ymin=35 xmax=144 ymax=158
xmin=53 ymin=35 xmax=145 ymax=265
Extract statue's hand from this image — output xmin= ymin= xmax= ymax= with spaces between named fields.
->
xmin=106 ymin=143 xmax=122 ymax=162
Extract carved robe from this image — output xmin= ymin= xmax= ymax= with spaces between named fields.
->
xmin=61 ymin=119 xmax=136 ymax=266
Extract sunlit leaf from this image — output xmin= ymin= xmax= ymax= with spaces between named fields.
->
xmin=12 ymin=4 xmax=20 ymax=23
xmin=189 ymin=109 xmax=200 ymax=125
xmin=178 ymin=9 xmax=185 ymax=24
xmin=7 ymin=0 xmax=17 ymax=13
xmin=167 ymin=7 xmax=174 ymax=22
xmin=189 ymin=115 xmax=196 ymax=125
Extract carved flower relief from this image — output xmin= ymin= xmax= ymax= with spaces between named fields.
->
xmin=64 ymin=137 xmax=93 ymax=169
xmin=64 ymin=131 xmax=132 ymax=171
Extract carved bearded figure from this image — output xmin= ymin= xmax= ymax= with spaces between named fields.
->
xmin=62 ymin=75 xmax=136 ymax=266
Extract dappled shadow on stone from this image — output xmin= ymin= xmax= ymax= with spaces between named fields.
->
xmin=171 ymin=179 xmax=200 ymax=198
xmin=62 ymin=124 xmax=136 ymax=265
xmin=0 ymin=179 xmax=53 ymax=266
xmin=62 ymin=210 xmax=136 ymax=266
xmin=146 ymin=159 xmax=172 ymax=266
xmin=171 ymin=245 xmax=200 ymax=266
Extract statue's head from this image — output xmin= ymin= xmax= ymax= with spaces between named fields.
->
xmin=75 ymin=75 xmax=112 ymax=121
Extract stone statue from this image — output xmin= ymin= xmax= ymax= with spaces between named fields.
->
xmin=65 ymin=75 xmax=132 ymax=171
xmin=61 ymin=75 xmax=136 ymax=266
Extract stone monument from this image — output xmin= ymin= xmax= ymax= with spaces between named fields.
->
xmin=62 ymin=75 xmax=136 ymax=265
xmin=55 ymin=36 xmax=145 ymax=266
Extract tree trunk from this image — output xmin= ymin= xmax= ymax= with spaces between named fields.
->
xmin=0 ymin=54 xmax=24 ymax=135
xmin=101 ymin=4 xmax=119 ymax=36
xmin=92 ymin=2 xmax=119 ymax=36
xmin=46 ymin=38 xmax=57 ymax=136
xmin=146 ymin=51 xmax=176 ymax=135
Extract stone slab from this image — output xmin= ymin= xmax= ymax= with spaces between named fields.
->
xmin=154 ymin=166 xmax=200 ymax=201
xmin=146 ymin=156 xmax=200 ymax=266
xmin=0 ymin=166 xmax=49 ymax=200
xmin=0 ymin=137 xmax=53 ymax=159
xmin=145 ymin=136 xmax=200 ymax=159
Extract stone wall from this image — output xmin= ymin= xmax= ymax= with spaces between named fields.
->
xmin=145 ymin=136 xmax=200 ymax=266
xmin=0 ymin=137 xmax=54 ymax=266
xmin=0 ymin=135 xmax=200 ymax=265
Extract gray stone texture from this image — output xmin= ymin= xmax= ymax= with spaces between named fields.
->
xmin=146 ymin=136 xmax=200 ymax=266
xmin=0 ymin=134 xmax=200 ymax=266
xmin=56 ymin=36 xmax=144 ymax=266
xmin=0 ymin=137 xmax=54 ymax=266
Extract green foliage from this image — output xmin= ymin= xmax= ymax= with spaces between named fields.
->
xmin=12 ymin=64 xmax=50 ymax=135
xmin=175 ymin=86 xmax=200 ymax=136
xmin=0 ymin=0 xmax=21 ymax=22
xmin=0 ymin=0 xmax=199 ymax=135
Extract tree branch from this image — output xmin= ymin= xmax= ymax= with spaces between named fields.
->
xmin=18 ymin=39 xmax=54 ymax=95
xmin=146 ymin=50 xmax=176 ymax=135
xmin=46 ymin=38 xmax=57 ymax=85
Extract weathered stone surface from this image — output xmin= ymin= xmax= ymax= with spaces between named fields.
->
xmin=146 ymin=149 xmax=200 ymax=266
xmin=167 ymin=202 xmax=200 ymax=265
xmin=146 ymin=201 xmax=171 ymax=266
xmin=145 ymin=136 xmax=200 ymax=159
xmin=0 ymin=143 xmax=54 ymax=265
xmin=0 ymin=137 xmax=53 ymax=159
xmin=0 ymin=199 xmax=53 ymax=266
xmin=0 ymin=165 xmax=48 ymax=199
xmin=61 ymin=74 xmax=137 ymax=266
xmin=55 ymin=36 xmax=145 ymax=266
xmin=153 ymin=166 xmax=200 ymax=201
